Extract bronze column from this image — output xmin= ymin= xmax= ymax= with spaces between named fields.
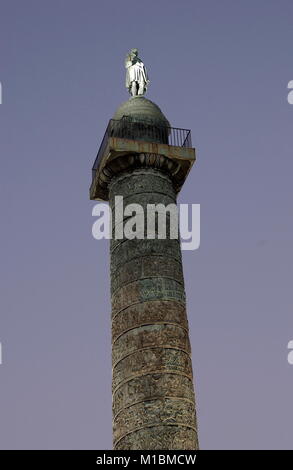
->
xmin=90 ymin=96 xmax=199 ymax=450
xmin=110 ymin=165 xmax=198 ymax=450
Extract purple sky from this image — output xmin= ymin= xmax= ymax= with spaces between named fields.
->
xmin=0 ymin=0 xmax=293 ymax=449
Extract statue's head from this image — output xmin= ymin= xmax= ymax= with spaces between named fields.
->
xmin=130 ymin=48 xmax=138 ymax=57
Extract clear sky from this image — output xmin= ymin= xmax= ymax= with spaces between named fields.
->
xmin=0 ymin=0 xmax=292 ymax=449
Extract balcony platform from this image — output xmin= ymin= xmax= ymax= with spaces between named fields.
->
xmin=90 ymin=119 xmax=196 ymax=201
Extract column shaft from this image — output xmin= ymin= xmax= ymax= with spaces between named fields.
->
xmin=109 ymin=167 xmax=198 ymax=450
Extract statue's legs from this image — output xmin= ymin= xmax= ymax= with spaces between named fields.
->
xmin=131 ymin=81 xmax=138 ymax=96
xmin=138 ymin=83 xmax=144 ymax=95
xmin=137 ymin=77 xmax=145 ymax=96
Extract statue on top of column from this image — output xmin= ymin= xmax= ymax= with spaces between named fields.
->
xmin=125 ymin=48 xmax=150 ymax=97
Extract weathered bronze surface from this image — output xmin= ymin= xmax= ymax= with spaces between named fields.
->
xmin=109 ymin=168 xmax=199 ymax=450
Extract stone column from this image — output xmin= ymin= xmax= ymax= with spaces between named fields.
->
xmin=109 ymin=165 xmax=199 ymax=450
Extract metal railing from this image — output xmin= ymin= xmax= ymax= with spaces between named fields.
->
xmin=92 ymin=117 xmax=192 ymax=181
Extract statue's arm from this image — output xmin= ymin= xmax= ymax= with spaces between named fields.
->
xmin=125 ymin=54 xmax=132 ymax=69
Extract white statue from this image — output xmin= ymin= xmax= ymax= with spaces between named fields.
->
xmin=125 ymin=48 xmax=149 ymax=97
